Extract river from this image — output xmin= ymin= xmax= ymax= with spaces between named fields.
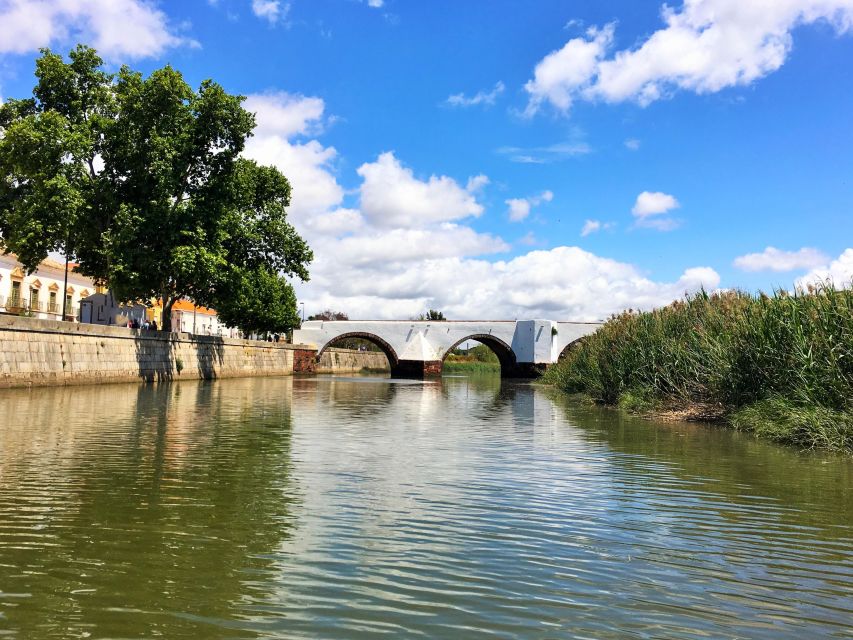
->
xmin=0 ymin=374 xmax=851 ymax=638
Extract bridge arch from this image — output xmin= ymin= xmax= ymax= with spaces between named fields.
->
xmin=558 ymin=337 xmax=586 ymax=361
xmin=441 ymin=334 xmax=517 ymax=375
xmin=317 ymin=332 xmax=400 ymax=367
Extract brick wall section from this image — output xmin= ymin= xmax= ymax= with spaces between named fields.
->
xmin=0 ymin=314 xmax=313 ymax=388
xmin=292 ymin=348 xmax=317 ymax=374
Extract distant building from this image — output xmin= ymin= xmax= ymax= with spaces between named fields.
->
xmin=0 ymin=254 xmax=102 ymax=321
xmin=1 ymin=254 xmax=240 ymax=335
xmin=158 ymin=299 xmax=240 ymax=337
xmin=80 ymin=293 xmax=240 ymax=336
xmin=78 ymin=292 xmax=148 ymax=327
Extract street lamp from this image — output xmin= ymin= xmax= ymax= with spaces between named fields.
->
xmin=299 ymin=302 xmax=305 ymax=323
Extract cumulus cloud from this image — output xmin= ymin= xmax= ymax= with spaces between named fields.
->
xmin=0 ymin=0 xmax=196 ymax=59
xmin=796 ymin=248 xmax=853 ymax=287
xmin=632 ymin=191 xmax=681 ymax=230
xmin=252 ymin=0 xmax=288 ymax=24
xmin=243 ymin=88 xmax=720 ymax=321
xmin=446 ymin=81 xmax=505 ymax=108
xmin=300 ymin=246 xmax=720 ymax=321
xmin=624 ymin=138 xmax=641 ymax=150
xmin=357 ymin=152 xmax=485 ymax=227
xmin=524 ymin=24 xmax=614 ymax=115
xmin=525 ymin=0 xmax=853 ymax=114
xmin=243 ymin=93 xmax=344 ymax=223
xmin=506 ymin=190 xmax=553 ymax=222
xmin=244 ymin=92 xmax=325 ymax=138
xmin=733 ymin=246 xmax=829 ymax=272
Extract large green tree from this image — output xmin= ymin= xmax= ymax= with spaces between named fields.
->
xmin=0 ymin=45 xmax=311 ymax=333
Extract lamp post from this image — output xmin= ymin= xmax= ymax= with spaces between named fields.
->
xmin=299 ymin=302 xmax=305 ymax=323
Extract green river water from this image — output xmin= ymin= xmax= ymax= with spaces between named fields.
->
xmin=0 ymin=374 xmax=851 ymax=639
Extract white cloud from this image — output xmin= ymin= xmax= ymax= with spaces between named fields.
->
xmin=252 ymin=0 xmax=288 ymax=24
xmin=506 ymin=190 xmax=553 ymax=222
xmin=497 ymin=141 xmax=591 ymax=163
xmin=0 ymin=0 xmax=196 ymax=59
xmin=446 ymin=81 xmax=505 ymax=108
xmin=299 ymin=246 xmax=720 ymax=321
xmin=243 ymin=91 xmax=325 ymax=138
xmin=581 ymin=219 xmax=615 ymax=236
xmin=524 ymin=24 xmax=614 ymax=115
xmin=581 ymin=220 xmax=602 ymax=236
xmin=241 ymin=88 xmax=721 ymax=322
xmin=365 ymin=0 xmax=384 ymax=7
xmin=624 ymin=138 xmax=641 ymax=150
xmin=243 ymin=93 xmax=343 ymax=224
xmin=466 ymin=174 xmax=490 ymax=192
xmin=357 ymin=152 xmax=485 ymax=227
xmin=506 ymin=199 xmax=531 ymax=223
xmin=632 ymin=191 xmax=679 ymax=216
xmin=581 ymin=220 xmax=616 ymax=238
xmin=631 ymin=191 xmax=681 ymax=230
xmin=525 ymin=1 xmax=853 ymax=114
xmin=733 ymin=246 xmax=829 ymax=272
xmin=244 ymin=92 xmax=325 ymax=138
xmin=796 ymin=248 xmax=853 ymax=287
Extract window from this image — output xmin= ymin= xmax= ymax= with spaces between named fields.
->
xmin=10 ymin=281 xmax=20 ymax=305
xmin=48 ymin=291 xmax=58 ymax=313
xmin=30 ymin=288 xmax=40 ymax=310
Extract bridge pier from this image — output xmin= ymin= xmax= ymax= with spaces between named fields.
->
xmin=391 ymin=359 xmax=443 ymax=379
xmin=389 ymin=359 xmax=549 ymax=379
xmin=502 ymin=362 xmax=549 ymax=379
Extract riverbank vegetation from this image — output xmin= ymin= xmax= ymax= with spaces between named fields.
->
xmin=444 ymin=343 xmax=501 ymax=374
xmin=542 ymin=285 xmax=853 ymax=452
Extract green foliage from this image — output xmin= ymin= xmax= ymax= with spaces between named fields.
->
xmin=0 ymin=45 xmax=312 ymax=334
xmin=417 ymin=309 xmax=446 ymax=321
xmin=213 ymin=265 xmax=300 ymax=336
xmin=542 ymin=284 xmax=853 ymax=451
xmin=175 ymin=357 xmax=184 ymax=374
xmin=309 ymin=310 xmax=349 ymax=321
xmin=448 ymin=343 xmax=499 ymax=363
xmin=442 ymin=360 xmax=501 ymax=374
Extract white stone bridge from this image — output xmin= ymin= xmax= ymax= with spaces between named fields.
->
xmin=292 ymin=319 xmax=602 ymax=378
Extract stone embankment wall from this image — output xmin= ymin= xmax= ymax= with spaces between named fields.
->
xmin=316 ymin=348 xmax=389 ymax=374
xmin=0 ymin=315 xmax=323 ymax=388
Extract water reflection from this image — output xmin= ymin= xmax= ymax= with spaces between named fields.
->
xmin=0 ymin=375 xmax=851 ymax=638
xmin=0 ymin=379 xmax=297 ymax=638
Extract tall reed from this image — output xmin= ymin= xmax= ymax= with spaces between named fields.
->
xmin=542 ymin=283 xmax=853 ymax=451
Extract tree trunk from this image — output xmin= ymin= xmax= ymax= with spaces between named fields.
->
xmin=161 ymin=296 xmax=177 ymax=333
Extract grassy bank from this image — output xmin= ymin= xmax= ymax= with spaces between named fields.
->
xmin=542 ymin=285 xmax=853 ymax=452
xmin=444 ymin=344 xmax=501 ymax=374
xmin=442 ymin=360 xmax=501 ymax=374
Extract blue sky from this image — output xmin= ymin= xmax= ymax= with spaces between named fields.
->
xmin=1 ymin=0 xmax=852 ymax=319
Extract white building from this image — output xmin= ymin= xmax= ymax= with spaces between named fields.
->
xmin=0 ymin=254 xmax=100 ymax=321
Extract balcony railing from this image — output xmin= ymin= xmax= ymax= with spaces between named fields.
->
xmin=1 ymin=297 xmax=78 ymax=320
xmin=6 ymin=296 xmax=25 ymax=312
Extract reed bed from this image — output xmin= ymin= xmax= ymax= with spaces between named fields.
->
xmin=542 ymin=284 xmax=853 ymax=452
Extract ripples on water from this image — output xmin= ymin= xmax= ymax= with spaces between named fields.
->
xmin=0 ymin=375 xmax=851 ymax=638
